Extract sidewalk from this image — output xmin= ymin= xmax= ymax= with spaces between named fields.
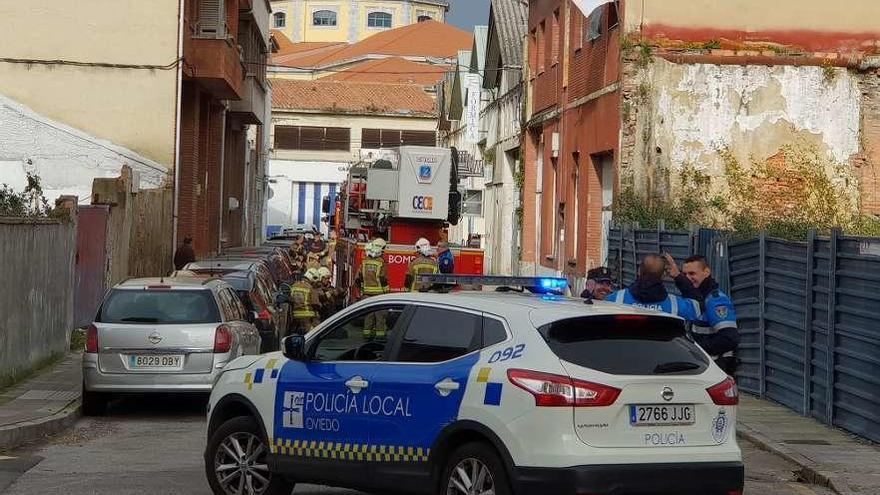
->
xmin=738 ymin=394 xmax=880 ymax=495
xmin=0 ymin=353 xmax=82 ymax=452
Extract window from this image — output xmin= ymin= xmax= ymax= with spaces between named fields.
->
xmin=198 ymin=0 xmax=227 ymax=38
xmin=416 ymin=10 xmax=433 ymax=22
xmin=539 ymin=316 xmax=710 ymax=376
xmin=312 ymin=10 xmax=337 ymax=26
xmin=393 ymin=307 xmax=481 ymax=363
xmin=551 ymin=10 xmax=560 ymax=64
xmin=482 ymin=318 xmax=508 ymax=348
xmin=311 ymin=306 xmax=408 ymax=362
xmin=463 ymin=189 xmax=484 ymax=216
xmin=417 ymin=15 xmax=432 ymax=22
xmin=537 ymin=21 xmax=545 ymax=73
xmin=367 ymin=11 xmax=393 ymax=28
xmin=274 ymin=126 xmax=351 ymax=151
xmin=98 ymin=289 xmax=221 ymax=325
xmin=361 ymin=129 xmax=436 ymax=148
xmin=273 ymin=12 xmax=286 ymax=28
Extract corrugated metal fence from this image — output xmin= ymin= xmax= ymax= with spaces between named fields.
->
xmin=608 ymin=226 xmax=880 ymax=443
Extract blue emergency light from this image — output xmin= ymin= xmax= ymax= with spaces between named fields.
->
xmin=415 ymin=275 xmax=569 ymax=295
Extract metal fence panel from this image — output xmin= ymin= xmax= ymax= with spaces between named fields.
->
xmin=729 ymin=238 xmax=762 ymax=395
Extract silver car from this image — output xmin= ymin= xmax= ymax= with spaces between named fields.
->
xmin=82 ymin=278 xmax=261 ymax=414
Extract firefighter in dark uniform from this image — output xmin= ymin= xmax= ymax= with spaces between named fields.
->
xmin=289 ymin=268 xmax=323 ymax=334
xmin=405 ymin=238 xmax=440 ymax=292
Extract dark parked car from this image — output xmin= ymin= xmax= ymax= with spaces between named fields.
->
xmin=221 ymin=271 xmax=288 ymax=353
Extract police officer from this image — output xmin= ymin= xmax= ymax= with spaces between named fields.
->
xmin=665 ymin=254 xmax=739 ymax=374
xmin=289 ymin=268 xmax=323 ymax=334
xmin=355 ymin=240 xmax=390 ymax=340
xmin=609 ymin=254 xmax=701 ymax=321
xmin=405 ymin=238 xmax=440 ymax=292
xmin=580 ymin=266 xmax=616 ymax=301
xmin=437 ymin=241 xmax=455 ymax=274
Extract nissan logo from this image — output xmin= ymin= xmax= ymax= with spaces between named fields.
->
xmin=148 ymin=332 xmax=163 ymax=345
xmin=661 ymin=387 xmax=675 ymax=402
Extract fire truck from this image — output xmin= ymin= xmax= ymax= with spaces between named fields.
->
xmin=329 ymin=146 xmax=485 ymax=299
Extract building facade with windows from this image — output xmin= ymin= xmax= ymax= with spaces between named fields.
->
xmin=0 ymin=0 xmax=274 ymax=259
xmin=267 ymin=79 xmax=439 ymax=233
xmin=269 ymin=0 xmax=448 ymax=43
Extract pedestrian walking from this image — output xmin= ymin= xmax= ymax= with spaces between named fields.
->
xmin=173 ymin=237 xmax=196 ymax=270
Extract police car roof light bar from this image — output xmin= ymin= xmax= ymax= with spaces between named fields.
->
xmin=416 ymin=275 xmax=569 ymax=295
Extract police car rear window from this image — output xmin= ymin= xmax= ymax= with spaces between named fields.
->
xmin=539 ymin=316 xmax=709 ymax=375
xmin=98 ymin=289 xmax=221 ymax=325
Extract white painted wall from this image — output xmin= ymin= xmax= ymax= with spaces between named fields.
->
xmin=0 ymin=93 xmax=168 ymax=203
xmin=267 ymin=159 xmax=350 ymax=228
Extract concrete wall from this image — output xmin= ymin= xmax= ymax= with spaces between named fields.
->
xmin=620 ymin=57 xmax=863 ymax=201
xmin=624 ymin=0 xmax=880 ymax=52
xmin=0 ymin=93 xmax=169 ymax=205
xmin=0 ymin=218 xmax=76 ymax=380
xmin=0 ymin=0 xmax=179 ymax=167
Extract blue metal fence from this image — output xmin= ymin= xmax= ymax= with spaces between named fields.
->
xmin=609 ymin=226 xmax=880 ymax=443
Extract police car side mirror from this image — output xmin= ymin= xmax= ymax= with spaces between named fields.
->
xmin=282 ymin=335 xmax=306 ymax=362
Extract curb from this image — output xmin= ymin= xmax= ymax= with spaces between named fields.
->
xmin=0 ymin=398 xmax=81 ymax=452
xmin=737 ymin=423 xmax=846 ymax=495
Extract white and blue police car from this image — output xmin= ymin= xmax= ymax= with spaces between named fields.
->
xmin=203 ymin=276 xmax=744 ymax=495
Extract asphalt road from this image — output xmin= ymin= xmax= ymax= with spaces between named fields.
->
xmin=1 ymin=395 xmax=834 ymax=495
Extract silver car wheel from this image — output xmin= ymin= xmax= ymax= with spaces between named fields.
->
xmin=447 ymin=457 xmax=495 ymax=495
xmin=214 ymin=432 xmax=272 ymax=495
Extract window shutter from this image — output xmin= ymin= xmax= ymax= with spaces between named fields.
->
xmin=198 ymin=0 xmax=225 ymax=38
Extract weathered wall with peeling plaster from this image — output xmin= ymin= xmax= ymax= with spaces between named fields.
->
xmin=0 ymin=94 xmax=169 ymax=203
xmin=621 ymin=57 xmax=863 ymax=200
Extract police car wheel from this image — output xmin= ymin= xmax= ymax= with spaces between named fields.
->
xmin=442 ymin=442 xmax=511 ymax=495
xmin=205 ymin=416 xmax=294 ymax=495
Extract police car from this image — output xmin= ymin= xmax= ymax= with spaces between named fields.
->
xmin=203 ymin=276 xmax=744 ymax=495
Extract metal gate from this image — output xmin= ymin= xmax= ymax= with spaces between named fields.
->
xmin=74 ymin=205 xmax=110 ymax=328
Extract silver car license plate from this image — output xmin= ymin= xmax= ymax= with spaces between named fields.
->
xmin=129 ymin=355 xmax=183 ymax=369
xmin=630 ymin=404 xmax=695 ymax=426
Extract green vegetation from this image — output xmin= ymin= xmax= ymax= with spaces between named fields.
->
xmin=615 ymin=144 xmax=880 ymax=240
xmin=0 ymin=173 xmax=52 ymax=217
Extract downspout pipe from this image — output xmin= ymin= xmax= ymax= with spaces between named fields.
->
xmin=172 ymin=0 xmax=186 ymax=254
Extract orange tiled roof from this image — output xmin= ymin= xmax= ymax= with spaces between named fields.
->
xmin=271 ymin=20 xmax=472 ymax=69
xmin=324 ymin=57 xmax=450 ymax=85
xmin=270 ymin=79 xmax=437 ymax=116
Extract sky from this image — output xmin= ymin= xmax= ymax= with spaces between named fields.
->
xmin=448 ymin=0 xmax=491 ymax=31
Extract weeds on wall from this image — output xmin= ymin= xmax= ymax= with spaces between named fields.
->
xmin=0 ymin=173 xmax=52 ymax=217
xmin=614 ymin=144 xmax=880 ymax=240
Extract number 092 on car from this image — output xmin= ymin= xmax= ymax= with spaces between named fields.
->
xmin=630 ymin=404 xmax=695 ymax=426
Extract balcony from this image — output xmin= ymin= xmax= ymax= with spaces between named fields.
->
xmin=229 ymin=76 xmax=268 ymax=124
xmin=183 ymin=0 xmax=245 ymax=100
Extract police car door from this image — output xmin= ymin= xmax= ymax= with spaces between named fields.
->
xmin=367 ymin=304 xmax=484 ymax=488
xmin=272 ymin=304 xmax=410 ymax=485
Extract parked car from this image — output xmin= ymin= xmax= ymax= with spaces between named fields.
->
xmin=82 ymin=278 xmax=262 ymax=415
xmin=219 ymin=252 xmax=295 ymax=286
xmin=181 ymin=260 xmax=277 ymax=293
xmin=222 ymin=271 xmax=289 ymax=353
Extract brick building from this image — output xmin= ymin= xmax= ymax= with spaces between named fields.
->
xmin=521 ymin=0 xmax=880 ymax=289
xmin=178 ymin=0 xmax=274 ymax=257
xmin=522 ymin=0 xmax=621 ymax=284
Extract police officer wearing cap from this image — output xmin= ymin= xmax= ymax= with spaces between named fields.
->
xmin=580 ymin=267 xmax=616 ymax=301
xmin=665 ymin=253 xmax=739 ymax=374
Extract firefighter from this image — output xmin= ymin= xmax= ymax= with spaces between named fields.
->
xmin=310 ymin=232 xmax=327 ymax=257
xmin=289 ymin=268 xmax=322 ymax=334
xmin=355 ymin=240 xmax=389 ymax=340
xmin=306 ymin=251 xmax=322 ymax=271
xmin=317 ymin=266 xmax=342 ymax=319
xmin=405 ymin=238 xmax=440 ymax=292
xmin=289 ymin=235 xmax=307 ymax=276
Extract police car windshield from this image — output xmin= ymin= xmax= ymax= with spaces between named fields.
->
xmin=538 ymin=315 xmax=709 ymax=376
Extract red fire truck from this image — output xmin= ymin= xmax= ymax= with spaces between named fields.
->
xmin=330 ymin=146 xmax=485 ymax=299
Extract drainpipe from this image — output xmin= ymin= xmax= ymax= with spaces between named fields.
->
xmin=172 ymin=0 xmax=186 ymax=253
xmin=218 ymin=107 xmax=228 ymax=253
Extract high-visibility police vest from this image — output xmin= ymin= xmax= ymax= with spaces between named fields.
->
xmin=290 ymin=282 xmax=317 ymax=318
xmin=610 ymin=289 xmax=701 ymax=322
xmin=361 ymin=258 xmax=389 ymax=296
xmin=408 ymin=256 xmax=439 ymax=291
